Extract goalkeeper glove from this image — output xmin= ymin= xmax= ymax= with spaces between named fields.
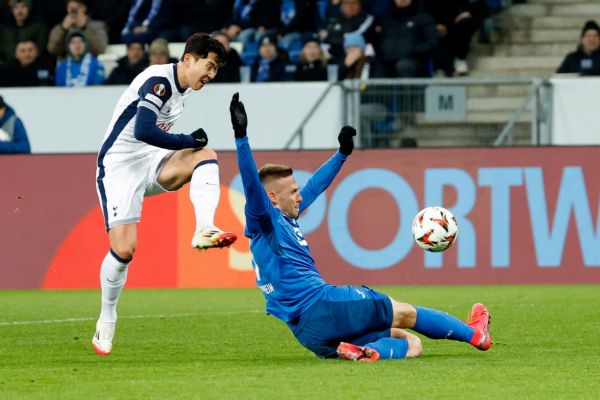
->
xmin=229 ymin=92 xmax=248 ymax=138
xmin=338 ymin=125 xmax=356 ymax=156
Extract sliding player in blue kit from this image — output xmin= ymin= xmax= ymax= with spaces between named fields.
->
xmin=229 ymin=93 xmax=493 ymax=361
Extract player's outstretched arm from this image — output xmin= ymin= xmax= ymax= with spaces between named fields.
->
xmin=299 ymin=126 xmax=356 ymax=213
xmin=134 ymin=107 xmax=208 ymax=150
xmin=230 ymin=93 xmax=271 ymax=218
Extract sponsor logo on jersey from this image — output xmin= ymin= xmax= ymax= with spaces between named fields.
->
xmin=157 ymin=122 xmax=173 ymax=131
xmin=153 ymin=83 xmax=166 ymax=96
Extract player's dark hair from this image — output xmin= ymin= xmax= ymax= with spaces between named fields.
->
xmin=182 ymin=32 xmax=227 ymax=67
xmin=259 ymin=164 xmax=294 ymax=185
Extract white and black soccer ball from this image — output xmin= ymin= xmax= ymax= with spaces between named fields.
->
xmin=411 ymin=207 xmax=458 ymax=252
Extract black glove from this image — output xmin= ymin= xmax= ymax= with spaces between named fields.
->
xmin=230 ymin=92 xmax=247 ymax=138
xmin=191 ymin=128 xmax=208 ymax=148
xmin=338 ymin=125 xmax=356 ymax=156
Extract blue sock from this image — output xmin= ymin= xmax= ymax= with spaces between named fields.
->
xmin=413 ymin=306 xmax=475 ymax=343
xmin=365 ymin=338 xmax=409 ymax=359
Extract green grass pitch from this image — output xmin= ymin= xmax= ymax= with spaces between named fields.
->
xmin=1 ymin=285 xmax=599 ymax=399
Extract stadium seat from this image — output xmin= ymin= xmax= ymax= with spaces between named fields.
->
xmin=98 ymin=53 xmax=119 ymax=78
xmin=286 ymin=40 xmax=303 ymax=64
xmin=240 ymin=42 xmax=259 ymax=66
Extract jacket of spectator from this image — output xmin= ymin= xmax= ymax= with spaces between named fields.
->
xmin=0 ymin=40 xmax=53 ymax=87
xmin=324 ymin=1 xmax=375 ymax=62
xmin=376 ymin=0 xmax=437 ymax=61
xmin=121 ymin=0 xmax=170 ymax=44
xmin=170 ymin=0 xmax=234 ymax=35
xmin=557 ymin=48 xmax=600 ymax=76
xmin=251 ymin=35 xmax=288 ymax=82
xmin=231 ymin=0 xmax=279 ymax=31
xmin=55 ymin=29 xmax=105 ymax=86
xmin=88 ymin=0 xmax=134 ymax=44
xmin=47 ymin=0 xmax=108 ymax=58
xmin=0 ymin=97 xmax=31 ymax=154
xmin=212 ymin=32 xmax=242 ymax=83
xmin=274 ymin=0 xmax=318 ymax=36
xmin=105 ymin=42 xmax=148 ymax=85
xmin=0 ymin=0 xmax=48 ymax=63
xmin=557 ymin=20 xmax=600 ymax=76
xmin=294 ymin=36 xmax=327 ymax=81
xmin=424 ymin=0 xmax=487 ymax=28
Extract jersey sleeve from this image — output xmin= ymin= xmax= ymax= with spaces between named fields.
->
xmin=299 ymin=150 xmax=346 ymax=214
xmin=133 ymin=76 xmax=196 ymax=149
xmin=235 ymin=136 xmax=273 ymax=232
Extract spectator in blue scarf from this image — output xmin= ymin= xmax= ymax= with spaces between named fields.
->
xmin=55 ymin=29 xmax=105 ymax=87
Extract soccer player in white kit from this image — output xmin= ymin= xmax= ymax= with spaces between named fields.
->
xmin=92 ymin=33 xmax=237 ymax=355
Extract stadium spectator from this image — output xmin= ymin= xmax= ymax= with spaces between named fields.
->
xmin=0 ymin=95 xmax=31 ymax=154
xmin=121 ymin=0 xmax=171 ymax=45
xmin=371 ymin=0 xmax=437 ymax=78
xmin=0 ymin=0 xmax=47 ymax=64
xmin=229 ymin=93 xmax=493 ymax=361
xmin=0 ymin=40 xmax=53 ymax=87
xmin=250 ymin=34 xmax=289 ymax=82
xmin=316 ymin=0 xmax=340 ymax=33
xmin=148 ymin=37 xmax=178 ymax=66
xmin=226 ymin=0 xmax=278 ymax=45
xmin=273 ymin=0 xmax=319 ymax=51
xmin=88 ymin=0 xmax=134 ymax=44
xmin=556 ymin=20 xmax=600 ymax=76
xmin=423 ymin=0 xmax=488 ymax=76
xmin=323 ymin=0 xmax=375 ymax=80
xmin=294 ymin=34 xmax=328 ymax=81
xmin=55 ymin=29 xmax=105 ymax=86
xmin=31 ymin=0 xmax=66 ymax=29
xmin=105 ymin=40 xmax=148 ymax=85
xmin=212 ymin=31 xmax=242 ymax=83
xmin=47 ymin=0 xmax=108 ymax=59
xmin=159 ymin=0 xmax=234 ymax=43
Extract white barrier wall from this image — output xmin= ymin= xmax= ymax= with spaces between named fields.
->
xmin=0 ymin=82 xmax=342 ymax=154
xmin=3 ymin=78 xmax=599 ymax=152
xmin=551 ymin=77 xmax=600 ymax=145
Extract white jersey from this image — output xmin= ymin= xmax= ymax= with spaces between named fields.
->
xmin=99 ymin=63 xmax=193 ymax=164
xmin=96 ymin=63 xmax=193 ymax=230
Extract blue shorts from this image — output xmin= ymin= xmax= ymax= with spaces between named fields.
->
xmin=287 ymin=285 xmax=393 ymax=358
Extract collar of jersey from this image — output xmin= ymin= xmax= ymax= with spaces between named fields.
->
xmin=172 ymin=63 xmax=186 ymax=94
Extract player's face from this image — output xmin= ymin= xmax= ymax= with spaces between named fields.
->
xmin=270 ymin=175 xmax=303 ymax=219
xmin=183 ymin=52 xmax=219 ymax=91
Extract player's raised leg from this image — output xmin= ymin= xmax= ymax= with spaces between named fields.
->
xmin=390 ymin=299 xmax=492 ymax=351
xmin=157 ymin=147 xmax=237 ymax=250
xmin=93 ymin=223 xmax=136 ymax=355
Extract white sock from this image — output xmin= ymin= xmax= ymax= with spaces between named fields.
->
xmin=190 ymin=160 xmax=220 ymax=232
xmin=99 ymin=250 xmax=130 ymax=323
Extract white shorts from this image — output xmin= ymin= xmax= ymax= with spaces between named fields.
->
xmin=96 ymin=148 xmax=175 ymax=230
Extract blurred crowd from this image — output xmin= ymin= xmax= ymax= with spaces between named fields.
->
xmin=0 ymin=0 xmax=507 ymax=87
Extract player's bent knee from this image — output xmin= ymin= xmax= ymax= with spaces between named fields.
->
xmin=406 ymin=335 xmax=423 ymax=358
xmin=111 ymin=243 xmax=136 ymax=261
xmin=194 ymin=147 xmax=217 ymax=161
xmin=391 ymin=300 xmax=417 ymax=328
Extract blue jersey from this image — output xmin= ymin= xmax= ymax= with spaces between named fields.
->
xmin=235 ymin=136 xmax=347 ymax=322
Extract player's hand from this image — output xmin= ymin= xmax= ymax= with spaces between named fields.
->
xmin=191 ymin=128 xmax=208 ymax=148
xmin=229 ymin=92 xmax=247 ymax=138
xmin=338 ymin=125 xmax=356 ymax=156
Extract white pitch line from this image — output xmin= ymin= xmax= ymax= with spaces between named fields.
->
xmin=0 ymin=310 xmax=261 ymax=327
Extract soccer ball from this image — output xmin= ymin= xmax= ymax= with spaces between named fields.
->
xmin=411 ymin=207 xmax=458 ymax=252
